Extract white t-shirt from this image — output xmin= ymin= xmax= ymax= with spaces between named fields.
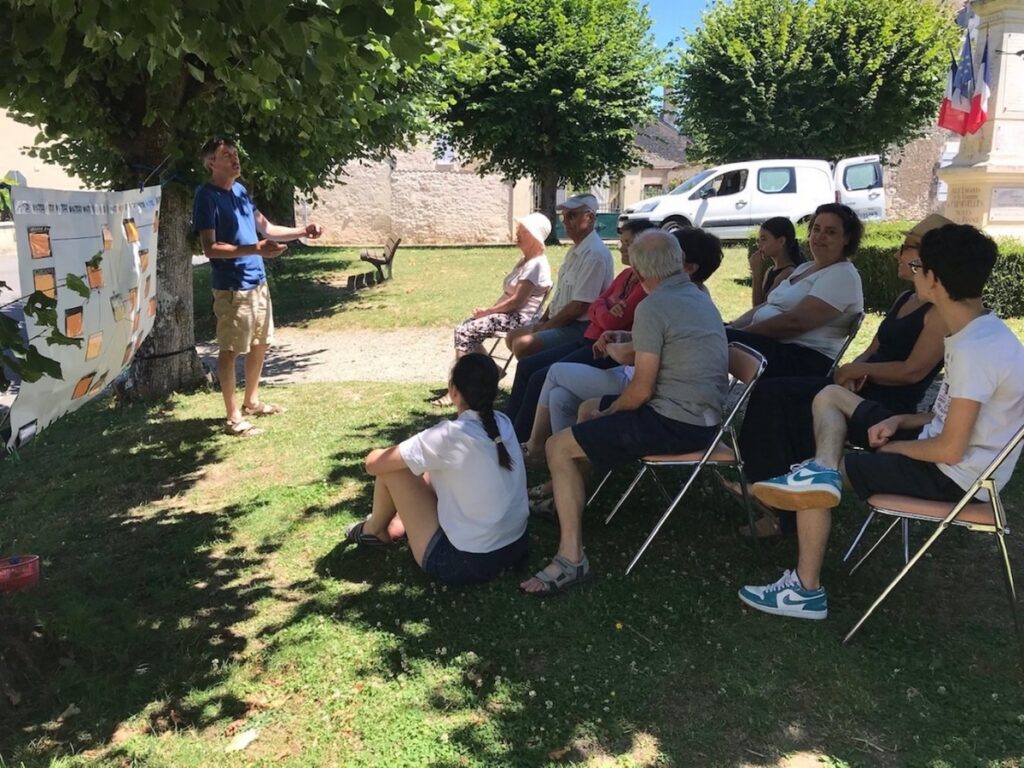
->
xmin=502 ymin=255 xmax=552 ymax=316
xmin=751 ymin=260 xmax=863 ymax=359
xmin=399 ymin=410 xmax=528 ymax=552
xmin=919 ymin=313 xmax=1024 ymax=500
xmin=548 ymin=229 xmax=613 ymax=321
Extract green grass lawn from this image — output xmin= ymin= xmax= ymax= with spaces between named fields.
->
xmin=2 ymin=244 xmax=1023 ymax=766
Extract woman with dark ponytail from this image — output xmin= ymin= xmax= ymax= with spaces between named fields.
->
xmin=347 ymin=353 xmax=529 ymax=585
xmin=749 ymin=217 xmax=804 ymax=307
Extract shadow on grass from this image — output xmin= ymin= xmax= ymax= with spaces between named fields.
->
xmin=0 ymin=401 xmax=285 ymax=765
xmin=269 ymin=426 xmax=1024 ymax=767
xmin=193 ymin=247 xmax=366 ymax=339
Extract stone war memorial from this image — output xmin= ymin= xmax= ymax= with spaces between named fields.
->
xmin=942 ymin=0 xmax=1024 ymax=238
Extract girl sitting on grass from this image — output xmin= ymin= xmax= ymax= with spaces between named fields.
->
xmin=347 ymin=354 xmax=529 ymax=585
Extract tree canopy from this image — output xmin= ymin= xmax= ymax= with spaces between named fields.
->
xmin=0 ymin=0 xmax=466 ymax=397
xmin=441 ymin=0 xmax=662 ymax=227
xmin=674 ymin=0 xmax=959 ymax=163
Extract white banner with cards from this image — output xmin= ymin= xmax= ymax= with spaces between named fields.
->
xmin=6 ymin=186 xmax=160 ymax=448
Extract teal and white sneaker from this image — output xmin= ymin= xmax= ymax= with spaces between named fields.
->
xmin=752 ymin=459 xmax=842 ymax=511
xmin=738 ymin=569 xmax=828 ymax=620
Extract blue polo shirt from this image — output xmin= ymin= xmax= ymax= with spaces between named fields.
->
xmin=192 ymin=182 xmax=266 ymax=290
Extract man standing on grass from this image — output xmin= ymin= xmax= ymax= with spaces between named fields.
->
xmin=193 ymin=137 xmax=323 ymax=437
xmin=504 ymin=193 xmax=613 ymax=359
xmin=738 ymin=224 xmax=1024 ymax=620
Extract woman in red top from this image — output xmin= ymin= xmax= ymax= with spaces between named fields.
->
xmin=505 ymin=219 xmax=657 ymax=441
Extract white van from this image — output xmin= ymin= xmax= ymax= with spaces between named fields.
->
xmin=618 ymin=156 xmax=885 ymax=239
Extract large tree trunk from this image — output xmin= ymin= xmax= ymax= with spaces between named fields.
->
xmin=129 ymin=184 xmax=206 ymax=399
xmin=539 ymin=170 xmax=560 ymax=245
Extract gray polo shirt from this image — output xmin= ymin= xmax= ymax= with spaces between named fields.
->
xmin=632 ymin=272 xmax=728 ymax=426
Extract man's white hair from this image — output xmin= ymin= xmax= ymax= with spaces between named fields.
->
xmin=629 ymin=229 xmax=682 ymax=281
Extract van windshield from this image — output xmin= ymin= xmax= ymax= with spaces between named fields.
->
xmin=669 ymin=169 xmax=716 ymax=195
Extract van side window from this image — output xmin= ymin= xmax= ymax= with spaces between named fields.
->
xmin=757 ymin=167 xmax=796 ymax=194
xmin=843 ymin=162 xmax=882 ymax=191
xmin=691 ymin=169 xmax=748 ymax=200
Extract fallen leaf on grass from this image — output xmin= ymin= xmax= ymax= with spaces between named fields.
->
xmin=548 ymin=747 xmax=571 ymax=761
xmin=4 ymin=685 xmax=22 ymax=706
xmin=226 ymin=728 xmax=260 ymax=753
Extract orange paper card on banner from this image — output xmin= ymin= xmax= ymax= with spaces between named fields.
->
xmin=148 ymin=297 xmax=157 ymax=318
xmin=101 ymin=224 xmax=113 ymax=250
xmin=139 ymin=249 xmax=150 ymax=271
xmin=28 ymin=227 xmax=51 ymax=259
xmin=72 ymin=373 xmax=95 ymax=399
xmin=65 ymin=307 xmax=84 ymax=338
xmin=33 ymin=269 xmax=56 ymax=298
xmin=123 ymin=218 xmax=139 ymax=243
xmin=87 ymin=262 xmax=103 ymax=289
xmin=86 ymin=332 xmax=103 ymax=360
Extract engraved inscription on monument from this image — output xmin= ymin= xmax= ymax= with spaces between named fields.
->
xmin=946 ymin=186 xmax=985 ymax=226
xmin=991 ymin=188 xmax=1024 ymax=222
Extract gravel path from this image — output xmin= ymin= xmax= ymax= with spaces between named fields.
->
xmin=197 ymin=325 xmax=519 ymax=386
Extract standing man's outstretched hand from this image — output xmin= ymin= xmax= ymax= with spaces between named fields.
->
xmin=304 ymin=223 xmax=324 ymax=240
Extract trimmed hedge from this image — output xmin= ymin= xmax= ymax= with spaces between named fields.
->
xmin=746 ymin=221 xmax=1024 ymax=317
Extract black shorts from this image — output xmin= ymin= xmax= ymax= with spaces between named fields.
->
xmin=844 ymin=451 xmax=967 ymax=503
xmin=572 ymin=399 xmax=719 ymax=474
xmin=422 ymin=528 xmax=528 ymax=586
xmin=847 ymin=400 xmax=921 ymax=448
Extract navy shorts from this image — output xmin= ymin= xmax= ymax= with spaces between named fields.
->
xmin=572 ymin=399 xmax=719 ymax=474
xmin=844 ymin=451 xmax=967 ymax=503
xmin=422 ymin=528 xmax=528 ymax=586
xmin=847 ymin=399 xmax=920 ymax=449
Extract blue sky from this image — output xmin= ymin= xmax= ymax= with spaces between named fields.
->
xmin=643 ymin=0 xmax=711 ymax=49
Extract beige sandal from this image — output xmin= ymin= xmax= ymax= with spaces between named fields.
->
xmin=242 ymin=402 xmax=286 ymax=417
xmin=225 ymin=419 xmax=263 ymax=437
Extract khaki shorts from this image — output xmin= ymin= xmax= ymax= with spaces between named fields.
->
xmin=212 ymin=283 xmax=274 ymax=352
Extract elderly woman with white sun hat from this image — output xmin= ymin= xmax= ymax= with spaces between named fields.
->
xmin=449 ymin=212 xmax=554 ymax=358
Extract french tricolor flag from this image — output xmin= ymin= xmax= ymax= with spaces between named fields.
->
xmin=966 ymin=33 xmax=991 ymax=134
xmin=938 ymin=34 xmax=973 ymax=135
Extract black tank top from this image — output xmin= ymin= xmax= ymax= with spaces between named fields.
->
xmin=860 ymin=290 xmax=942 ymax=413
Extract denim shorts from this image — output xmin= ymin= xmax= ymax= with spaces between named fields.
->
xmin=422 ymin=528 xmax=529 ymax=586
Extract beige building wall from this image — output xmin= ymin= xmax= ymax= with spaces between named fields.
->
xmin=312 ymin=146 xmax=515 ymax=245
xmin=0 ymin=109 xmax=83 ymax=190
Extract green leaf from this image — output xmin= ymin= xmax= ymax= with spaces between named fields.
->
xmin=64 ymin=66 xmax=80 ymax=88
xmin=46 ymin=329 xmax=84 ymax=348
xmin=65 ymin=273 xmax=91 ymax=299
xmin=186 ymin=62 xmax=205 ymax=83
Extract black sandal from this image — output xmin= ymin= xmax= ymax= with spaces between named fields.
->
xmin=345 ymin=520 xmax=390 ymax=547
xmin=520 ymin=553 xmax=592 ymax=597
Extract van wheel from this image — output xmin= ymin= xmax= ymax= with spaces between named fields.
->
xmin=660 ymin=217 xmax=691 ymax=233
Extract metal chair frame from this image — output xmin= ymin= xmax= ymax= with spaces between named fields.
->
xmin=484 ymin=287 xmax=552 ymax=376
xmin=842 ymin=422 xmax=1024 ymax=661
xmin=826 ymin=311 xmax=866 ymax=378
xmin=587 ymin=342 xmax=768 ymax=574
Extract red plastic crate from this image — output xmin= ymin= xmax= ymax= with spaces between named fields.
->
xmin=0 ymin=555 xmax=40 ymax=594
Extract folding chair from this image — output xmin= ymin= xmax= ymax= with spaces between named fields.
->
xmin=587 ymin=342 xmax=768 ymax=574
xmin=843 ymin=423 xmax=1024 ymax=659
xmin=826 ymin=311 xmax=865 ymax=378
xmin=484 ymin=287 xmax=551 ymax=376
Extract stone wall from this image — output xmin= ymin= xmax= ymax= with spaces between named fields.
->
xmin=884 ymin=127 xmax=949 ymax=221
xmin=311 ymin=146 xmax=514 ymax=245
